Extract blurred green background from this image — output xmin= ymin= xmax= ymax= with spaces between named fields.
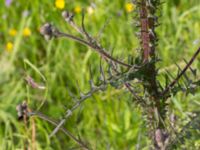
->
xmin=0 ymin=0 xmax=200 ymax=149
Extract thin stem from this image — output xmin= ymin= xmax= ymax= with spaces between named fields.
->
xmin=96 ymin=16 xmax=112 ymax=40
xmin=49 ymin=82 xmax=108 ymax=138
xmin=125 ymin=82 xmax=146 ymax=106
xmin=66 ymin=16 xmax=145 ymax=105
xmin=56 ymin=32 xmax=131 ymax=68
xmin=28 ymin=112 xmax=89 ymax=149
xmin=102 ymin=56 xmax=145 ymax=105
xmin=49 ymin=68 xmax=138 ymax=137
xmin=61 ymin=12 xmax=131 ymax=68
xmin=81 ymin=10 xmax=92 ymax=41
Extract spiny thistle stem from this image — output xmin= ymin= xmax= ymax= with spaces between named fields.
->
xmin=139 ymin=0 xmax=151 ymax=62
xmin=134 ymin=0 xmax=159 ymax=102
xmin=136 ymin=0 xmax=166 ymax=147
xmin=137 ymin=0 xmax=160 ymax=97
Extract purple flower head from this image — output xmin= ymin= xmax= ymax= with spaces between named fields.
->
xmin=5 ymin=0 xmax=13 ymax=7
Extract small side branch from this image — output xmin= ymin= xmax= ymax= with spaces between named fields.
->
xmin=48 ymin=69 xmax=143 ymax=138
xmin=40 ymin=23 xmax=131 ymax=68
xmin=125 ymin=82 xmax=146 ymax=106
xmin=49 ymin=82 xmax=108 ymax=138
xmin=28 ymin=111 xmax=89 ymax=149
xmin=58 ymin=31 xmax=131 ymax=68
xmin=162 ymin=47 xmax=200 ymax=96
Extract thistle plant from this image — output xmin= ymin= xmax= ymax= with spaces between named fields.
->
xmin=19 ymin=0 xmax=200 ymax=149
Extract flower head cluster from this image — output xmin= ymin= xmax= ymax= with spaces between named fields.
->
xmin=62 ymin=11 xmax=74 ymax=22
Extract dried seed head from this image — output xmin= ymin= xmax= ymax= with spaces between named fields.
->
xmin=40 ymin=23 xmax=59 ymax=40
xmin=62 ymin=11 xmax=74 ymax=22
xmin=16 ymin=101 xmax=28 ymax=121
xmin=40 ymin=23 xmax=52 ymax=36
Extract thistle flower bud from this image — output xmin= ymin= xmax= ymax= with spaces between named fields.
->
xmin=16 ymin=101 xmax=28 ymax=121
xmin=62 ymin=11 xmax=74 ymax=22
xmin=40 ymin=23 xmax=59 ymax=40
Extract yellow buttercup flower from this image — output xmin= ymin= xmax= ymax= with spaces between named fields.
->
xmin=23 ymin=27 xmax=31 ymax=37
xmin=9 ymin=28 xmax=17 ymax=36
xmin=55 ymin=0 xmax=65 ymax=10
xmin=6 ymin=42 xmax=13 ymax=52
xmin=74 ymin=6 xmax=82 ymax=14
xmin=125 ymin=3 xmax=135 ymax=13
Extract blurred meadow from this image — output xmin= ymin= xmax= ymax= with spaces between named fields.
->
xmin=0 ymin=0 xmax=200 ymax=149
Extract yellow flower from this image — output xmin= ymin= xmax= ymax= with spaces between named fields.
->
xmin=9 ymin=28 xmax=17 ymax=36
xmin=23 ymin=27 xmax=31 ymax=37
xmin=55 ymin=0 xmax=65 ymax=10
xmin=6 ymin=42 xmax=13 ymax=52
xmin=87 ymin=6 xmax=94 ymax=15
xmin=74 ymin=6 xmax=81 ymax=14
xmin=125 ymin=3 xmax=135 ymax=13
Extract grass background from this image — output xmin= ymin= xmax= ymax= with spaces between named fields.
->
xmin=0 ymin=0 xmax=200 ymax=149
